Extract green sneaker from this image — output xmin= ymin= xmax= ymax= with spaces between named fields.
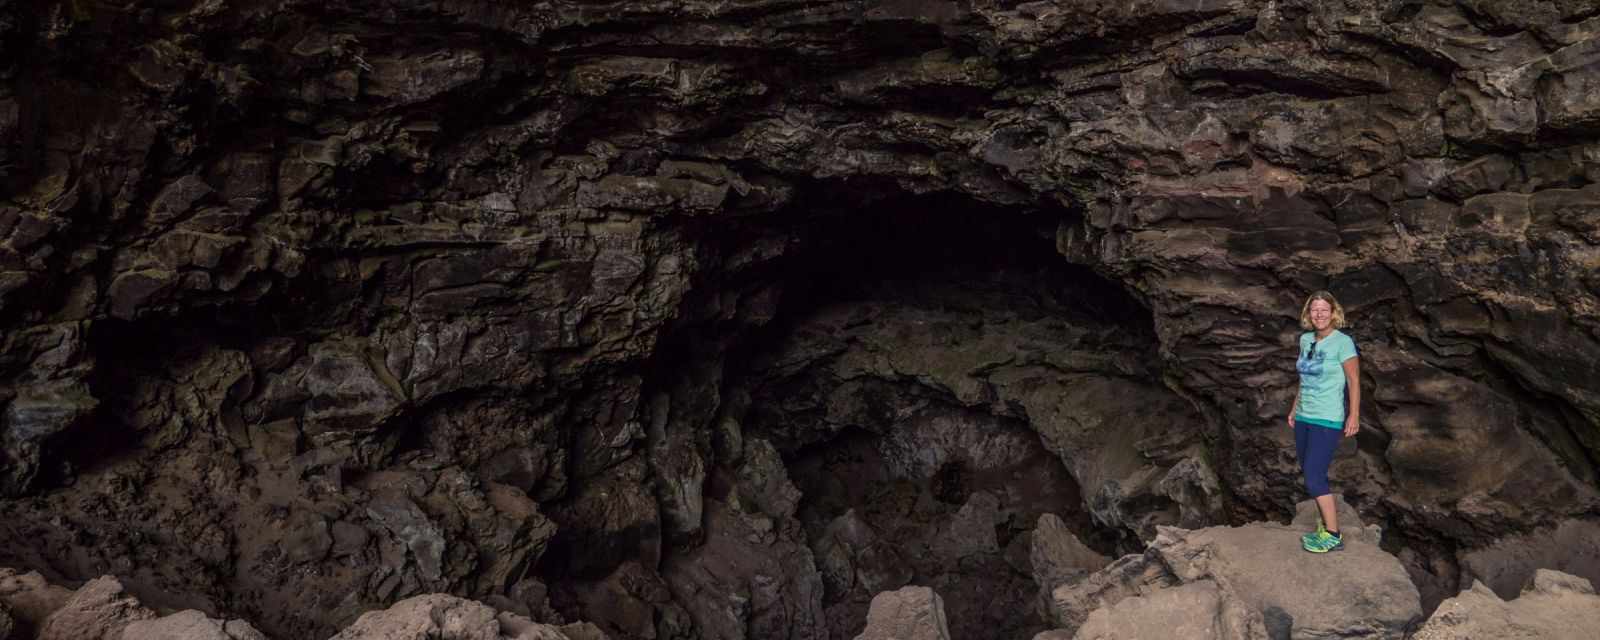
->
xmin=1301 ymin=521 xmax=1327 ymax=546
xmin=1302 ymin=529 xmax=1344 ymax=553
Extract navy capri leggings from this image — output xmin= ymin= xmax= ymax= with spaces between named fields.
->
xmin=1295 ymin=420 xmax=1343 ymax=497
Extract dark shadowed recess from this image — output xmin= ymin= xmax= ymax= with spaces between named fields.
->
xmin=731 ymin=190 xmax=1148 ymax=638
xmin=772 ymin=188 xmax=1153 ymax=337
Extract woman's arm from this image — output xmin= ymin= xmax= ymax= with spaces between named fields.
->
xmin=1342 ymin=356 xmax=1360 ymax=437
xmin=1287 ymin=393 xmax=1299 ymax=428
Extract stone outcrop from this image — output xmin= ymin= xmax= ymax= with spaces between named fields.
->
xmin=3 ymin=0 xmax=1600 ymax=637
xmin=0 ymin=570 xmax=607 ymax=640
xmin=1069 ymin=580 xmax=1266 ymax=640
xmin=852 ymin=586 xmax=951 ymax=640
xmin=0 ymin=570 xmax=73 ymax=636
xmin=27 ymin=576 xmax=266 ymax=640
xmin=329 ymin=594 xmax=605 ymax=640
xmin=1029 ymin=514 xmax=1112 ymax=620
xmin=1456 ymin=519 xmax=1600 ymax=601
xmin=1046 ymin=507 xmax=1422 ymax=639
xmin=1413 ymin=569 xmax=1600 ymax=640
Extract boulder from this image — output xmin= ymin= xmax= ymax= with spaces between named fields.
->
xmin=853 ymin=586 xmax=951 ymax=640
xmin=1413 ymin=570 xmax=1600 ymax=640
xmin=120 ymin=610 xmax=269 ymax=640
xmin=1150 ymin=524 xmax=1421 ymax=639
xmin=1457 ymin=519 xmax=1600 ymax=600
xmin=1070 ymin=580 xmax=1266 ymax=640
xmin=1290 ymin=495 xmax=1381 ymax=546
xmin=0 ymin=569 xmax=74 ymax=630
xmin=662 ymin=499 xmax=824 ymax=640
xmin=1050 ymin=522 xmax=1420 ymax=638
xmin=328 ymin=594 xmax=601 ymax=640
xmin=1031 ymin=513 xmax=1112 ymax=589
xmin=36 ymin=577 xmax=156 ymax=640
xmin=1030 ymin=514 xmax=1112 ymax=618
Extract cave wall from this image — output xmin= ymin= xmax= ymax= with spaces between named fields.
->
xmin=1 ymin=0 xmax=1599 ymax=637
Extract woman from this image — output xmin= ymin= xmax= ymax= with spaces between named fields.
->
xmin=1287 ymin=290 xmax=1360 ymax=553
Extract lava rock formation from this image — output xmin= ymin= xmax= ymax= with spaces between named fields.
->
xmin=2 ymin=0 xmax=1599 ymax=638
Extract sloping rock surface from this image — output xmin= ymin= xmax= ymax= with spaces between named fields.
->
xmin=852 ymin=586 xmax=951 ymax=640
xmin=1413 ymin=569 xmax=1600 ymax=640
xmin=329 ymin=594 xmax=604 ymax=640
xmin=1048 ymin=513 xmax=1421 ymax=639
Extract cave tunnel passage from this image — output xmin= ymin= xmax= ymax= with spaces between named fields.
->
xmin=786 ymin=413 xmax=1104 ymax=640
xmin=767 ymin=192 xmax=1155 ymax=336
xmin=723 ymin=194 xmax=1162 ymax=639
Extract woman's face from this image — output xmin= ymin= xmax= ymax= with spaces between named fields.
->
xmin=1309 ymin=299 xmax=1334 ymax=332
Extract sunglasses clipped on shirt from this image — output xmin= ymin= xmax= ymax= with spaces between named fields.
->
xmin=1307 ymin=342 xmax=1317 ymax=360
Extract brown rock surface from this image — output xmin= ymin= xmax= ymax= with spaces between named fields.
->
xmin=1069 ymin=580 xmax=1266 ymax=640
xmin=852 ymin=586 xmax=951 ymax=640
xmin=1048 ymin=519 xmax=1421 ymax=639
xmin=0 ymin=569 xmax=73 ymax=632
xmin=36 ymin=577 xmax=156 ymax=640
xmin=120 ymin=610 xmax=269 ymax=640
xmin=328 ymin=594 xmax=601 ymax=640
xmin=1413 ymin=570 xmax=1600 ymax=640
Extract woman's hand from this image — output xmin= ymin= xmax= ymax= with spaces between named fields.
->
xmin=1287 ymin=413 xmax=1296 ymax=429
xmin=1344 ymin=416 xmax=1359 ymax=437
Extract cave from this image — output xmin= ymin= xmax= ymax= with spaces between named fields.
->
xmin=681 ymin=196 xmax=1152 ymax=639
xmin=4 ymin=2 xmax=1600 ymax=640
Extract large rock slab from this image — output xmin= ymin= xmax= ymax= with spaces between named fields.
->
xmin=0 ymin=569 xmax=74 ymax=631
xmin=1070 ymin=580 xmax=1265 ymax=640
xmin=120 ymin=610 xmax=269 ymax=640
xmin=1457 ymin=519 xmax=1600 ymax=600
xmin=1050 ymin=521 xmax=1420 ymax=639
xmin=1413 ymin=570 xmax=1600 ymax=640
xmin=328 ymin=594 xmax=603 ymax=640
xmin=1290 ymin=495 xmax=1381 ymax=546
xmin=853 ymin=586 xmax=951 ymax=640
xmin=1152 ymin=524 xmax=1421 ymax=639
xmin=36 ymin=577 xmax=156 ymax=640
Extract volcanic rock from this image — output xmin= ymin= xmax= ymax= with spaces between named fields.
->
xmin=853 ymin=586 xmax=951 ymax=640
xmin=0 ymin=570 xmax=73 ymax=633
xmin=1413 ymin=569 xmax=1600 ymax=640
xmin=3 ymin=1 xmax=1600 ymax=638
xmin=329 ymin=594 xmax=604 ymax=640
xmin=1048 ymin=519 xmax=1421 ymax=639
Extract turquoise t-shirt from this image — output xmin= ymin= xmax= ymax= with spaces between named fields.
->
xmin=1295 ymin=330 xmax=1358 ymax=429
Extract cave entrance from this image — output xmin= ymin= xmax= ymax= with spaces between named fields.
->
xmin=726 ymin=193 xmax=1159 ymax=639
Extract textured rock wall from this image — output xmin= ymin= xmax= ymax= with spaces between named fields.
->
xmin=1 ymin=0 xmax=1599 ymax=638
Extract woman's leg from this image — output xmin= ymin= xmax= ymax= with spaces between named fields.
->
xmin=1302 ymin=425 xmax=1342 ymax=532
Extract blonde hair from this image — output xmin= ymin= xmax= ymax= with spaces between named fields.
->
xmin=1299 ymin=290 xmax=1347 ymax=330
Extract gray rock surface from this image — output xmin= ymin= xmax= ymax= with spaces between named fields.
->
xmin=1413 ymin=570 xmax=1600 ymax=640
